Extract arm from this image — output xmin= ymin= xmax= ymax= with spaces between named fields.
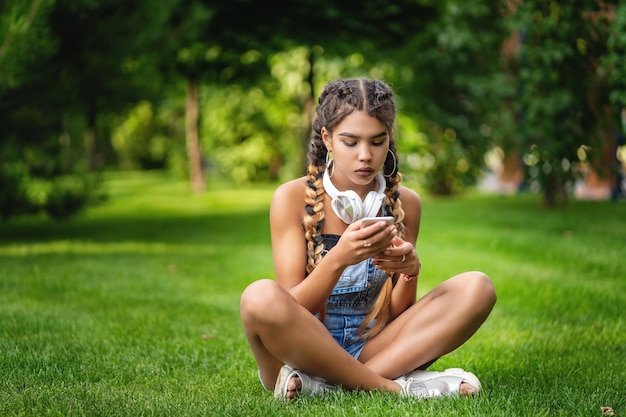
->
xmin=269 ymin=179 xmax=344 ymax=314
xmin=270 ymin=178 xmax=397 ymax=315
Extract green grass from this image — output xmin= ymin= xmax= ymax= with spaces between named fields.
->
xmin=0 ymin=170 xmax=624 ymax=416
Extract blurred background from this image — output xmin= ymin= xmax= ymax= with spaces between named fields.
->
xmin=1 ymin=0 xmax=625 ymax=221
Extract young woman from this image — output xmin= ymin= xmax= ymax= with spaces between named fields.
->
xmin=240 ymin=78 xmax=496 ymax=400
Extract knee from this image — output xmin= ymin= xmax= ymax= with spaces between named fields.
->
xmin=240 ymin=279 xmax=293 ymax=327
xmin=462 ymin=271 xmax=497 ymax=313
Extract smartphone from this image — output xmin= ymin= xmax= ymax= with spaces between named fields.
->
xmin=361 ymin=216 xmax=394 ymax=227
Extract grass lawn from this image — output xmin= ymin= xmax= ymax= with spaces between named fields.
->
xmin=0 ymin=170 xmax=624 ymax=416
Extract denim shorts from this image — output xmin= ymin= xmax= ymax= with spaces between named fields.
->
xmin=323 ymin=253 xmax=389 ymax=359
xmin=324 ymin=314 xmax=369 ymax=358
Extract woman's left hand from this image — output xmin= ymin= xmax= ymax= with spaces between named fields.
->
xmin=371 ymin=236 xmax=420 ymax=277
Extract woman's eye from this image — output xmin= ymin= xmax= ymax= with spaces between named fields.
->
xmin=342 ymin=141 xmax=357 ymax=147
xmin=372 ymin=141 xmax=386 ymax=146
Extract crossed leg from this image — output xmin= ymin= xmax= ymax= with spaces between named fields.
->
xmin=240 ymin=279 xmax=398 ymax=395
xmin=240 ymin=271 xmax=496 ymax=399
xmin=360 ymin=271 xmax=497 ymax=378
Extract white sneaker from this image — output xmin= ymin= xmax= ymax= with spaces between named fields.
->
xmin=273 ymin=365 xmax=337 ymax=400
xmin=397 ymin=367 xmax=481 ymax=399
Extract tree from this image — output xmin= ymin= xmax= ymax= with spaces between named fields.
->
xmin=158 ymin=0 xmax=277 ymax=192
xmin=512 ymin=0 xmax=624 ymax=206
xmin=0 ymin=0 xmax=59 ymax=219
xmin=0 ymin=0 xmax=176 ymax=220
xmin=386 ymin=0 xmax=510 ymax=195
xmin=48 ymin=0 xmax=176 ymax=170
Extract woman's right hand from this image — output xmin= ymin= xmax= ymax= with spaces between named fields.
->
xmin=336 ymin=219 xmax=397 ymax=266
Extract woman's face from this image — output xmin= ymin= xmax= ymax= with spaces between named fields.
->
xmin=322 ymin=110 xmax=389 ymax=195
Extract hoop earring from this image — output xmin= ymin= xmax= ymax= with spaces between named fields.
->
xmin=383 ymin=149 xmax=397 ymax=178
xmin=326 ymin=154 xmax=335 ymax=178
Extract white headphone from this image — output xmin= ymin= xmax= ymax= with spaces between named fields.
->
xmin=322 ymin=161 xmax=386 ymax=224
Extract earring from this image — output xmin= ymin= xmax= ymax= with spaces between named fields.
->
xmin=326 ymin=154 xmax=335 ymax=178
xmin=382 ymin=149 xmax=397 ymax=178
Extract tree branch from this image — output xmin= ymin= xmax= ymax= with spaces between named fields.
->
xmin=0 ymin=0 xmax=43 ymax=63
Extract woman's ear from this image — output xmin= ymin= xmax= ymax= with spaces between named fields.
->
xmin=321 ymin=127 xmax=332 ymax=151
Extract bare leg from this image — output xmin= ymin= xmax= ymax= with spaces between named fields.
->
xmin=240 ymin=279 xmax=401 ymax=397
xmin=360 ymin=271 xmax=497 ymax=392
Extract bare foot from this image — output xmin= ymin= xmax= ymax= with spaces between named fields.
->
xmin=459 ymin=381 xmax=478 ymax=396
xmin=285 ymin=375 xmax=302 ymax=400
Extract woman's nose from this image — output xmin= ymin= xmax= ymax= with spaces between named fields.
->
xmin=358 ymin=144 xmax=373 ymax=161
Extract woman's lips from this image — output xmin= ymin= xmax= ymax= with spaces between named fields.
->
xmin=355 ymin=168 xmax=374 ymax=178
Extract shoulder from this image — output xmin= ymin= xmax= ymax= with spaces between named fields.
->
xmin=270 ymin=176 xmax=309 ymax=222
xmin=272 ymin=176 xmax=308 ymax=205
xmin=398 ymin=184 xmax=422 ymax=211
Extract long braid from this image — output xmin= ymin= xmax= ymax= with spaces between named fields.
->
xmin=304 ymin=78 xmax=405 ymax=336
xmin=303 ymin=162 xmax=325 ymax=274
xmin=304 ymin=80 xmax=359 ymax=276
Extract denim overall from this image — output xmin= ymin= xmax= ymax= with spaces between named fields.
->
xmin=257 ymin=226 xmax=392 ymax=389
xmin=320 ymin=234 xmax=390 ymax=358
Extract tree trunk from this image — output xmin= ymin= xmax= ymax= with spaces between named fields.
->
xmin=542 ymin=174 xmax=568 ymax=207
xmin=186 ymin=78 xmax=205 ymax=193
xmin=84 ymin=103 xmax=97 ymax=171
xmin=496 ymin=150 xmax=524 ymax=193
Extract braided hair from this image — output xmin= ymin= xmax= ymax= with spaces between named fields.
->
xmin=303 ymin=79 xmax=405 ymax=340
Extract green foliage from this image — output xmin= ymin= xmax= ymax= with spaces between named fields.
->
xmin=168 ymin=1 xmax=271 ymax=85
xmin=0 ymin=162 xmax=36 ymax=219
xmin=201 ymin=47 xmax=364 ymax=183
xmin=202 ymin=85 xmax=280 ymax=183
xmin=399 ymin=0 xmax=510 ymax=195
xmin=512 ymin=0 xmax=623 ymax=206
xmin=604 ymin=2 xmax=626 ymax=106
xmin=0 ymin=162 xmax=103 ymax=221
xmin=207 ymin=82 xmax=306 ymax=182
xmin=0 ymin=87 xmax=105 ymax=222
xmin=44 ymin=174 xmax=103 ymax=220
xmin=0 ymin=0 xmax=56 ymax=91
xmin=112 ymin=101 xmax=171 ymax=170
xmin=2 ymin=0 xmax=625 ymax=210
xmin=421 ymin=126 xmax=474 ymax=195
